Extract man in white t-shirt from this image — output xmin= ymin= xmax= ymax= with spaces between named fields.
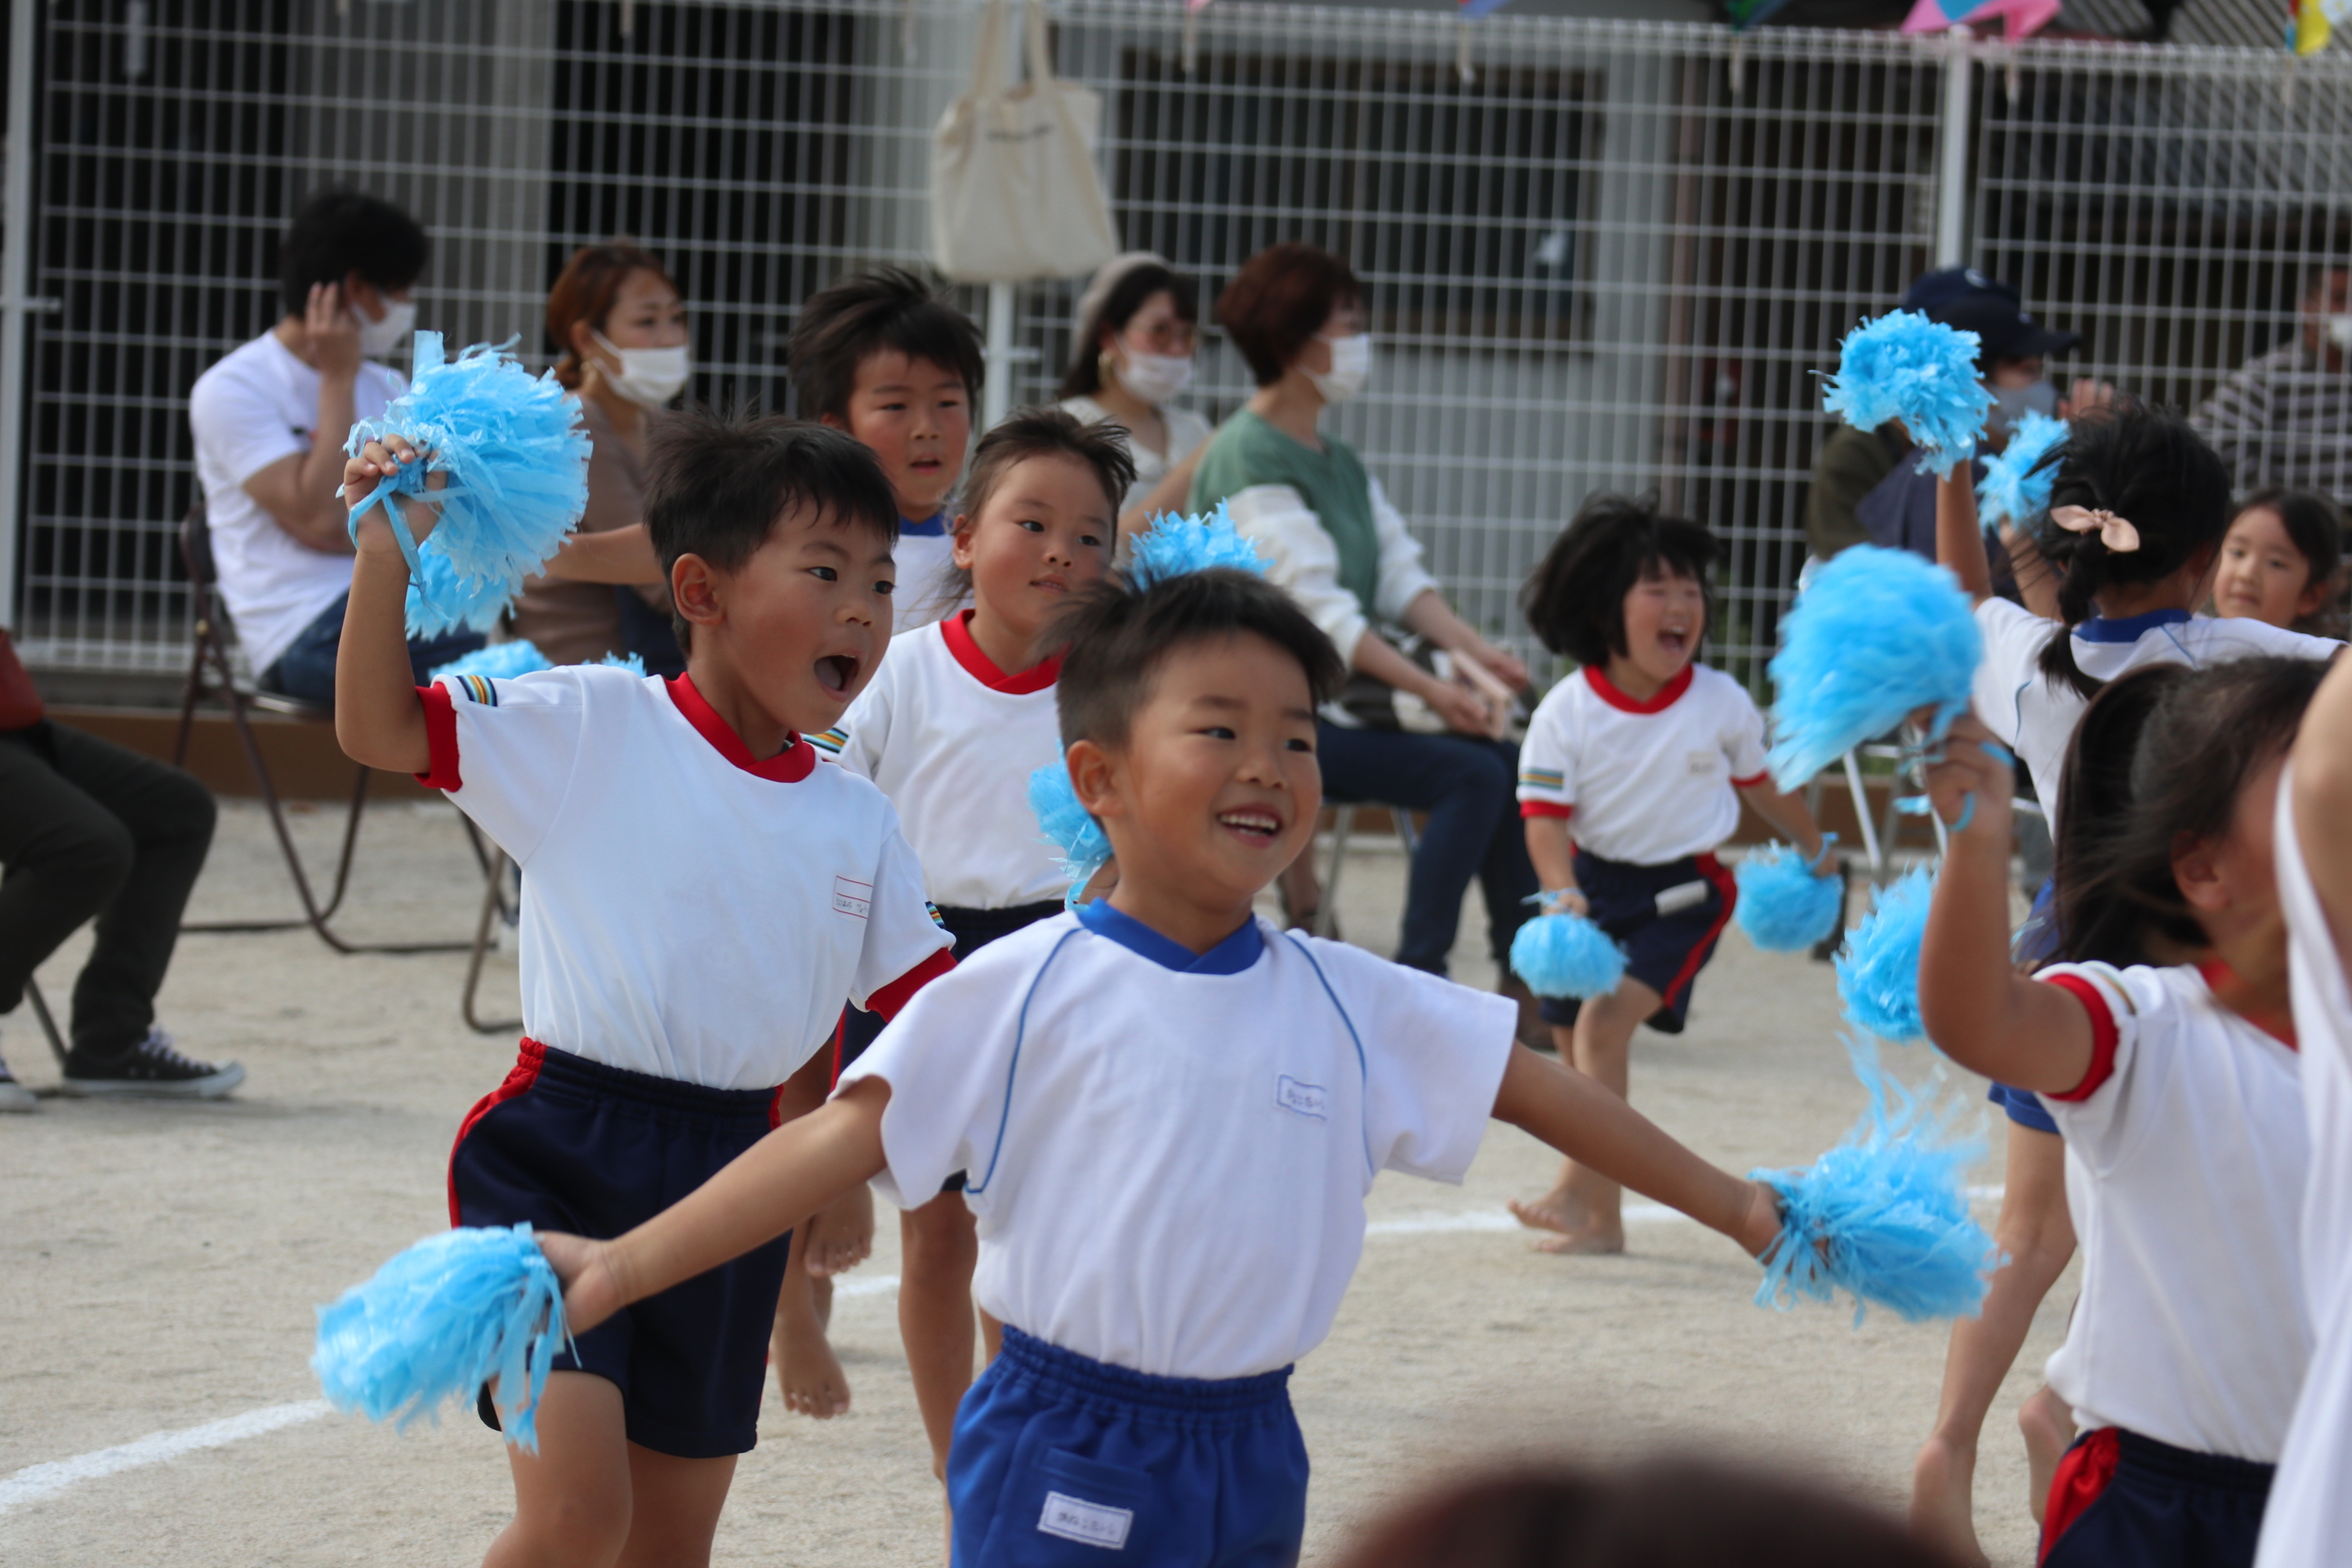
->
xmin=187 ymin=189 xmax=479 ymax=702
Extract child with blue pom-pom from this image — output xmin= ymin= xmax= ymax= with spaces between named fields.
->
xmin=332 ymin=411 xmax=956 ymax=1563
xmin=1917 ymin=662 xmax=2322 ymax=1568
xmin=1507 ymin=496 xmax=1834 ymax=1255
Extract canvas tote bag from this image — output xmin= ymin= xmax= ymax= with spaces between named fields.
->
xmin=930 ymin=0 xmax=1118 ymax=283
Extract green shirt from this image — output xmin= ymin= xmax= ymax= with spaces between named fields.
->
xmin=1189 ymin=408 xmax=1382 ymax=621
xmin=1804 ymin=421 xmax=1908 ymax=560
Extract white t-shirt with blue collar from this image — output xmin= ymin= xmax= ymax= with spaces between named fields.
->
xmin=835 ymin=900 xmax=1518 ymax=1380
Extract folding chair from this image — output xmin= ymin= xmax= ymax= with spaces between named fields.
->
xmin=1313 ymin=797 xmax=1421 ymax=940
xmin=171 ymin=501 xmax=470 ymax=955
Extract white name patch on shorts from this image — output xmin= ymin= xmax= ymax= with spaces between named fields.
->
xmin=1039 ymin=1491 xmax=1134 ymax=1548
xmin=831 ymin=875 xmax=872 ymax=920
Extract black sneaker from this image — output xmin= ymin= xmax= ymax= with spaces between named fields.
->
xmin=60 ymin=1028 xmax=244 ymax=1099
xmin=0 ymin=1049 xmax=35 ymax=1114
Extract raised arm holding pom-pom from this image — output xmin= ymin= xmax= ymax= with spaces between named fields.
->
xmin=335 ymin=435 xmax=441 ymax=776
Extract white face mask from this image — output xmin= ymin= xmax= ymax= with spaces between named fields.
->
xmin=2327 ymin=314 xmax=2352 ymax=351
xmin=356 ymin=296 xmax=416 ymax=358
xmin=592 ymin=330 xmax=692 ymax=408
xmin=1112 ymin=341 xmax=1194 ymax=405
xmin=1306 ymin=332 xmax=1373 ymax=405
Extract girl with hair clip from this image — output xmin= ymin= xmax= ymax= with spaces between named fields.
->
xmin=1913 ymin=405 xmax=2341 ymax=1566
xmin=1917 ymin=658 xmax=2323 ymax=1568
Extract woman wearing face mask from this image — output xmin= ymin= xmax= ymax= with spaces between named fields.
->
xmin=1189 ymin=243 xmax=1541 ymax=1030
xmin=1057 ymin=252 xmax=1211 ymax=535
xmin=506 ymin=243 xmax=692 ymax=670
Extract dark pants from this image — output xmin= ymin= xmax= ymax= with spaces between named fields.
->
xmin=0 ymin=722 xmax=216 ymax=1059
xmin=260 ymin=590 xmax=484 ymax=704
xmin=1315 ymin=722 xmax=1537 ymax=976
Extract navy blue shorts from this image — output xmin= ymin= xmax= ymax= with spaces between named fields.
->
xmin=1537 ymin=849 xmax=1736 ymax=1036
xmin=948 ymin=1326 xmax=1309 ymax=1567
xmin=2040 ymin=1428 xmax=2273 ymax=1568
xmin=448 ymin=1040 xmax=790 ymax=1459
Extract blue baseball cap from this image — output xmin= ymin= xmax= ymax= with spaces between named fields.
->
xmin=1900 ymin=268 xmax=2079 ymax=362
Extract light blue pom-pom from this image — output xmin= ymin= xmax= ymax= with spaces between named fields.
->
xmin=1821 ymin=310 xmax=1995 ymax=478
xmin=1835 ymin=863 xmax=1937 ymax=1043
xmin=312 ymin=1224 xmax=568 ymax=1452
xmin=1126 ymin=501 xmax=1268 ymax=590
xmin=348 ymin=332 xmax=591 ymax=639
xmin=1509 ymin=911 xmax=1628 ymax=1000
xmin=1752 ymin=1038 xmax=2000 ymax=1325
xmin=1765 ymin=546 xmax=1982 ymax=791
xmin=596 ymin=651 xmax=648 ymax=675
xmin=429 ymin=640 xmax=552 ymax=683
xmin=1976 ymin=410 xmax=2069 ymax=528
xmin=1735 ymin=842 xmax=1843 ymax=953
xmin=1028 ymin=761 xmax=1111 ymax=903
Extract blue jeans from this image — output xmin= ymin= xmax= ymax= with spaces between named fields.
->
xmin=259 ymin=590 xmax=483 ymax=705
xmin=1315 ymin=722 xmax=1537 ymax=975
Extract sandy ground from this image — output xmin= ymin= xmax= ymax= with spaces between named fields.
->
xmin=0 ymin=798 xmax=2074 ymax=1566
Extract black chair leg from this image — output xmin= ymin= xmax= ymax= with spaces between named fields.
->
xmin=24 ymin=978 xmax=69 ymax=1070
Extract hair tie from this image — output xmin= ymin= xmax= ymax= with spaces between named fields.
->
xmin=2049 ymin=505 xmax=2140 ymax=554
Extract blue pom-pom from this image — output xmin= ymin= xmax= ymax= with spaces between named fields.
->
xmin=1976 ymin=410 xmax=2069 ymax=528
xmin=1765 ymin=546 xmax=1982 ymax=791
xmin=1735 ymin=843 xmax=1843 ymax=952
xmin=595 ymin=651 xmax=648 ymax=675
xmin=403 ymin=546 xmax=514 ymax=640
xmin=1821 ymin=311 xmax=1995 ymax=478
xmin=1835 ymin=863 xmax=1937 ymax=1043
xmin=1028 ymin=761 xmax=1112 ymax=902
xmin=348 ymin=332 xmax=591 ymax=639
xmin=1752 ymin=1038 xmax=2000 ymax=1325
xmin=1127 ymin=502 xmax=1268 ymax=590
xmin=429 ymin=640 xmax=552 ymax=684
xmin=1509 ymin=911 xmax=1628 ymax=1000
xmin=313 ymin=1224 xmax=568 ymax=1451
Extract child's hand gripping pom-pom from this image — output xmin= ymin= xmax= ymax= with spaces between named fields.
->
xmin=1764 ymin=546 xmax=1983 ymax=791
xmin=1735 ymin=839 xmax=1843 ymax=953
xmin=1976 ymin=409 xmax=2069 ymax=528
xmin=1834 ymin=862 xmax=1936 ymax=1044
xmin=1820 ymin=310 xmax=1994 ymax=478
xmin=345 ymin=332 xmax=592 ymax=640
xmin=312 ymin=1223 xmax=569 ymax=1452
xmin=1509 ymin=909 xmax=1628 ymax=1000
xmin=1028 ymin=761 xmax=1112 ymax=906
xmin=1125 ymin=501 xmax=1268 ymax=589
xmin=429 ymin=639 xmax=553 ymax=683
xmin=1751 ymin=1038 xmax=2000 ymax=1325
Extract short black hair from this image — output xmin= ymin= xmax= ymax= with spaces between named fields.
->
xmin=786 ymin=266 xmax=985 ymax=422
xmin=1050 ymin=568 xmax=1345 ymax=751
xmin=644 ymin=409 xmax=901 ymax=646
xmin=962 ymin=407 xmax=1138 ymax=527
xmin=275 ymin=189 xmax=429 ymax=318
xmin=1520 ymin=493 xmax=1718 ymax=666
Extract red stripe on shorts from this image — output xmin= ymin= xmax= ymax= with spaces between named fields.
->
xmin=2038 ymin=1427 xmax=2121 ymax=1563
xmin=1658 ymin=853 xmax=1739 ymax=1009
xmin=446 ymin=1036 xmax=547 ymax=1226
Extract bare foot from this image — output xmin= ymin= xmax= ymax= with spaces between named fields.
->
xmin=1531 ymin=1223 xmax=1625 ymax=1256
xmin=807 ymin=1183 xmax=875 ymax=1279
xmin=1508 ymin=1192 xmax=1588 ymax=1237
xmin=2019 ymin=1384 xmax=2074 ymax=1525
xmin=1909 ymin=1432 xmax=1990 ymax=1568
xmin=770 ymin=1301 xmax=853 ymax=1419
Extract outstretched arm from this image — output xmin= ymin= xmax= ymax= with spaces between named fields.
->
xmin=2292 ymin=653 xmax=2352 ymax=983
xmin=1490 ymin=1045 xmax=1780 ymax=1256
xmin=1735 ymin=782 xmax=1829 ymax=864
xmin=335 ymin=436 xmax=435 ymax=773
xmin=1936 ymin=470 xmax=1993 ymax=605
xmin=1915 ymin=713 xmax=2096 ymax=1091
xmin=544 ymin=1077 xmax=891 ymax=1335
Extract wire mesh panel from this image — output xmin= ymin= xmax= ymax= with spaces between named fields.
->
xmin=12 ymin=2 xmax=2352 ymax=688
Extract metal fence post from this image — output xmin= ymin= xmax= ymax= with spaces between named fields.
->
xmin=0 ymin=0 xmax=41 ymax=632
xmin=1935 ymin=23 xmax=1973 ymax=268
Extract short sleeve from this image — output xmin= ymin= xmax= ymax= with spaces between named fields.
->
xmin=1720 ymin=679 xmax=1770 ymax=786
xmin=849 ymin=813 xmax=956 ymax=1019
xmin=188 ymin=363 xmax=305 ymax=488
xmin=1517 ymin=684 xmax=1577 ymax=817
xmin=424 ymin=669 xmax=593 ymax=866
xmin=1971 ymin=596 xmax=2058 ymax=748
xmin=2030 ymin=961 xmax=2151 ymax=1170
xmin=1302 ymin=938 xmax=1514 ymax=1183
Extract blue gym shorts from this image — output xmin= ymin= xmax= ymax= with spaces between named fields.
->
xmin=1538 ymin=849 xmax=1737 ymax=1036
xmin=448 ymin=1038 xmax=791 ymax=1459
xmin=2039 ymin=1428 xmax=2273 ymax=1568
xmin=947 ymin=1325 xmax=1310 ymax=1566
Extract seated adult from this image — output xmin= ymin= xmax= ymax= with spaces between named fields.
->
xmin=188 ymin=189 xmax=479 ymax=702
xmin=1057 ymin=252 xmax=1211 ymax=534
xmin=0 ymin=630 xmax=239 ymax=1108
xmin=505 ymin=242 xmax=688 ymax=675
xmin=1189 ymin=242 xmax=1538 ymax=996
xmin=2194 ymin=257 xmax=2352 ymax=502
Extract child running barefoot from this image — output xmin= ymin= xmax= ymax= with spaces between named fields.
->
xmin=1504 ymin=496 xmax=1833 ymax=1255
xmin=334 ymin=413 xmax=954 ymax=1568
xmin=541 ymin=566 xmax=1786 ymax=1566
xmin=2212 ymin=489 xmax=2344 ymax=636
xmin=791 ymin=408 xmax=1131 ymax=1474
xmin=1915 ymin=405 xmax=2341 ymax=1564
xmin=1918 ymin=663 xmax=2322 ymax=1568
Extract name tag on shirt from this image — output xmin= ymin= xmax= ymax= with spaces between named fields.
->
xmin=1276 ymin=1075 xmax=1329 ymax=1120
xmin=1040 ymin=1491 xmax=1134 ymax=1549
xmin=831 ymin=875 xmax=872 ymax=920
xmin=1655 ymin=880 xmax=1709 ymax=916
xmin=1686 ymin=750 xmax=1720 ymax=777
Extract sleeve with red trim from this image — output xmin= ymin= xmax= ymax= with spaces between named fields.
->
xmin=2027 ymin=961 xmax=2147 ymax=1167
xmin=1722 ymin=675 xmax=1771 ymax=787
xmin=420 ymin=668 xmax=591 ymax=867
xmin=1516 ymin=680 xmax=1577 ymax=816
xmin=833 ymin=932 xmax=1016 ymax=1210
xmin=848 ymin=809 xmax=957 ymax=1017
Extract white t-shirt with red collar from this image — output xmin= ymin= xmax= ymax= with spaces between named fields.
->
xmin=813 ymin=610 xmax=1069 ymax=911
xmin=417 ymin=665 xmax=954 ymax=1090
xmin=2032 ymin=960 xmax=2310 ymax=1463
xmin=1515 ymin=663 xmax=1770 ymax=866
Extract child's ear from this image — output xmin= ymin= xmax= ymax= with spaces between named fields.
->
xmin=2174 ymin=835 xmax=2230 ymax=915
xmin=671 ymin=553 xmax=726 ymax=633
xmin=817 ymin=410 xmax=848 ymax=432
xmin=950 ymin=514 xmax=978 ymax=570
xmin=1067 ymin=738 xmax=1125 ymax=823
